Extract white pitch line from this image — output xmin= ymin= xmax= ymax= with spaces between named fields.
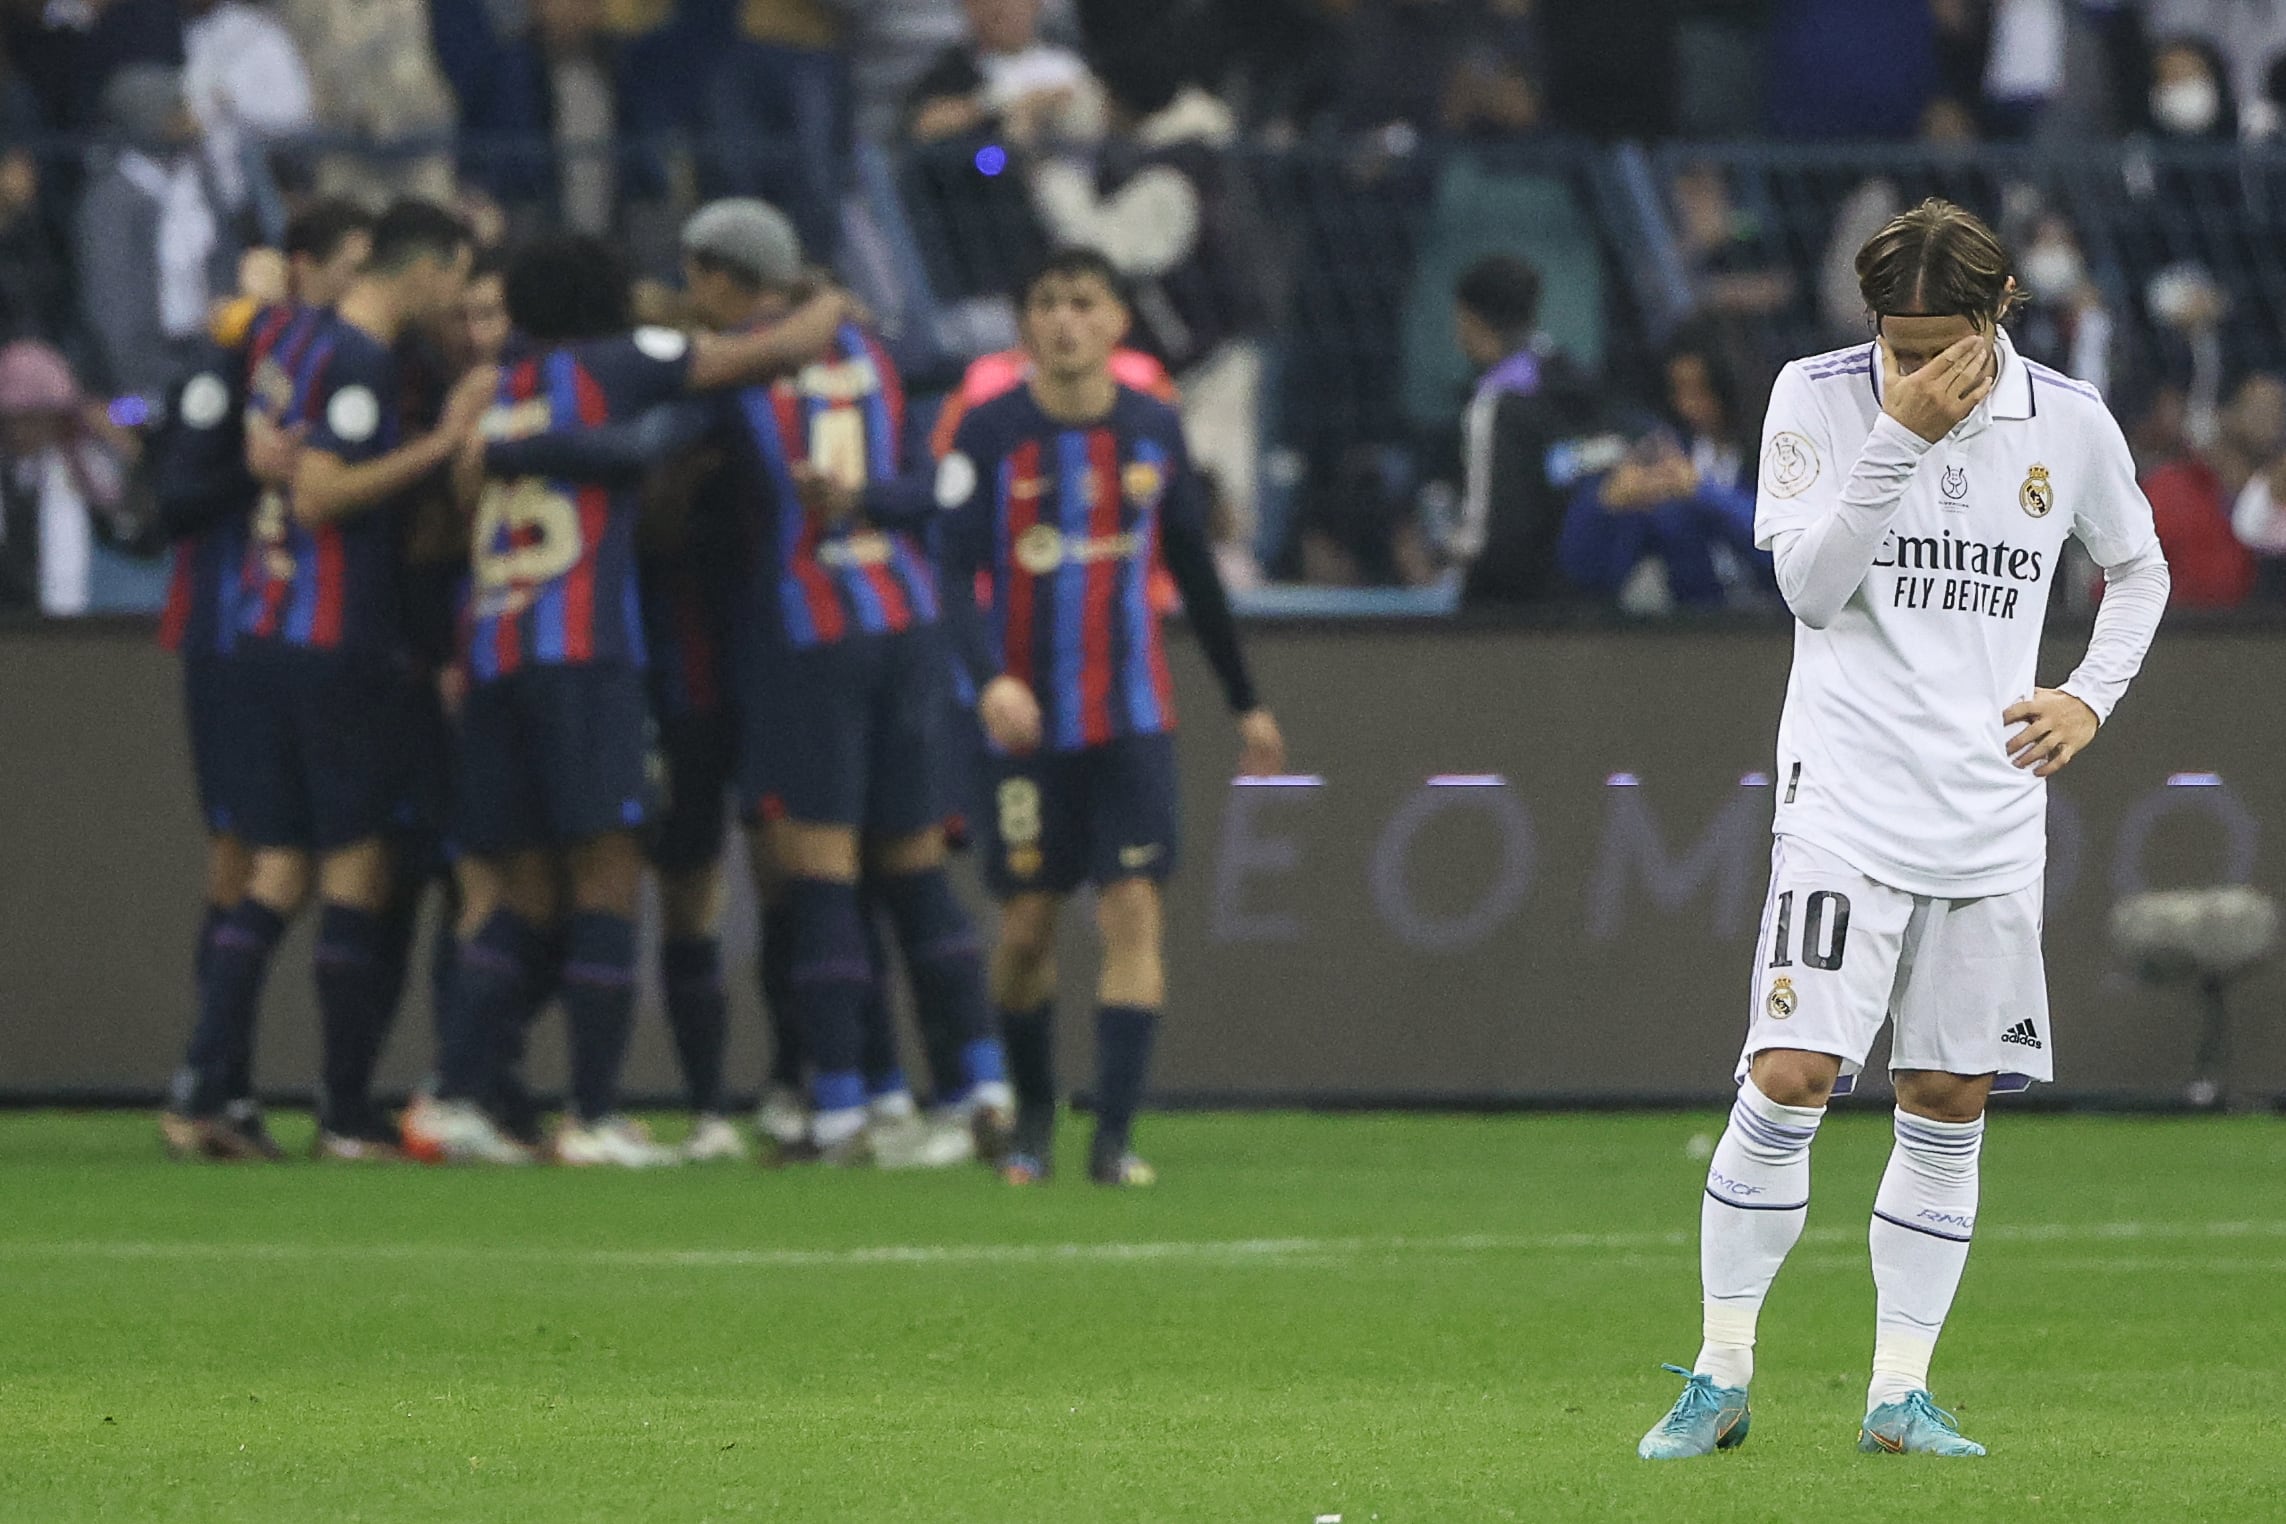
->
xmin=0 ymin=1220 xmax=2279 ymax=1273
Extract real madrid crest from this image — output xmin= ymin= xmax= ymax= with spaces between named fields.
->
xmin=2019 ymin=463 xmax=2054 ymax=518
xmin=1766 ymin=976 xmax=1797 ymax=1020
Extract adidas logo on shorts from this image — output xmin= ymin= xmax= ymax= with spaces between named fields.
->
xmin=2000 ymin=1018 xmax=2043 ymax=1050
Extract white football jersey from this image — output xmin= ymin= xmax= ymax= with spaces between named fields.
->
xmin=1754 ymin=330 xmax=2160 ymax=897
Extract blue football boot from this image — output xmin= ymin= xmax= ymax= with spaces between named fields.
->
xmin=1858 ymin=1391 xmax=1987 ymax=1456
xmin=1638 ymin=1364 xmax=1751 ymax=1459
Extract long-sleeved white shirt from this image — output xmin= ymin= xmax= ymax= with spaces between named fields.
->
xmin=1753 ymin=330 xmax=2168 ymax=896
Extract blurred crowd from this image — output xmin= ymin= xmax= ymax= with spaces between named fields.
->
xmin=6 ymin=0 xmax=2286 ymax=615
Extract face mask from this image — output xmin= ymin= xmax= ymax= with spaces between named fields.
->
xmin=2021 ymin=243 xmax=2085 ymax=299
xmin=2152 ymin=76 xmax=2221 ymax=135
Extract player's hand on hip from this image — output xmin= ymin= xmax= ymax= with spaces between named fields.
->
xmin=1879 ymin=333 xmax=1995 ymax=443
xmin=1236 ymin=708 xmax=1286 ymax=779
xmin=2003 ymin=688 xmax=2099 ymax=777
xmin=980 ymin=675 xmax=1043 ymax=755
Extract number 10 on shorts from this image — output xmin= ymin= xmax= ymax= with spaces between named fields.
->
xmin=1768 ymin=889 xmax=1851 ymax=971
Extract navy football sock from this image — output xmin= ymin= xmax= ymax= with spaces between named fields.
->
xmin=486 ymin=940 xmax=554 ymax=1142
xmin=662 ymin=935 xmax=728 ymax=1115
xmin=787 ymin=877 xmax=872 ymax=1117
xmin=182 ymin=901 xmax=286 ymax=1117
xmin=194 ymin=901 xmax=224 ymax=991
xmin=759 ymin=900 xmax=804 ymax=1089
xmin=437 ymin=910 xmax=542 ymax=1104
xmin=855 ymin=893 xmax=905 ymax=1098
xmin=562 ymin=911 xmax=638 ymax=1123
xmin=315 ymin=905 xmax=400 ymax=1135
xmin=878 ymin=868 xmax=1004 ymax=1104
xmin=1091 ymin=1004 xmax=1161 ymax=1162
xmin=1000 ymin=1001 xmax=1056 ymax=1152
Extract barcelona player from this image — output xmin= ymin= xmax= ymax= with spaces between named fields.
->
xmin=404 ymin=233 xmax=858 ymax=1166
xmin=156 ymin=199 xmax=372 ymax=1159
xmin=167 ymin=201 xmax=488 ymax=1156
xmin=724 ymin=279 xmax=1015 ymax=1163
xmin=935 ymin=248 xmax=1285 ymax=1186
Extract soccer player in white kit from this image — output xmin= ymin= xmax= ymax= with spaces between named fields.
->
xmin=1638 ymin=200 xmax=2171 ymax=1460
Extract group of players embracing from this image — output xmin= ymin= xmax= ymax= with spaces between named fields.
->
xmin=153 ymin=192 xmax=1282 ymax=1185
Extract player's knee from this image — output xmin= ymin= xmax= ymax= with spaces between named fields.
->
xmin=317 ymin=838 xmax=392 ymax=912
xmin=569 ymin=831 xmax=646 ymax=916
xmin=1094 ymin=879 xmax=1163 ymax=961
xmin=775 ymin=821 xmax=861 ymax=883
xmin=205 ymin=835 xmax=252 ymax=905
xmin=1748 ymin=1048 xmax=1842 ymax=1109
xmin=868 ymin=828 xmax=947 ymax=878
xmin=246 ymin=849 xmax=312 ymax=917
xmin=995 ymin=894 xmax=1059 ymax=968
xmin=659 ymin=867 xmax=723 ymax=939
xmin=1894 ymin=1069 xmax=1991 ymax=1124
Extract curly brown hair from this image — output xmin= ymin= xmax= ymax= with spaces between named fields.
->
xmin=1855 ymin=198 xmax=2026 ymax=325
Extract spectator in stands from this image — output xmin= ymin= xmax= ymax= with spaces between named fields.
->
xmin=1027 ymin=45 xmax=1274 ymax=579
xmin=436 ymin=0 xmax=686 ymax=256
xmin=3 ymin=0 xmax=183 ymax=134
xmin=2012 ymin=210 xmax=2116 ymax=396
xmin=1447 ymin=252 xmax=1599 ymax=606
xmin=275 ymin=0 xmax=456 ymax=201
xmin=2134 ymin=373 xmax=2283 ymax=609
xmin=905 ymin=0 xmax=1103 ymax=146
xmin=181 ymin=0 xmax=315 ymax=212
xmin=2146 ymin=0 xmax=2286 ymax=137
xmin=1557 ymin=329 xmax=1771 ymax=614
xmin=699 ymin=1 xmax=847 ymax=263
xmin=1669 ymin=159 xmax=1796 ymax=369
xmin=2146 ymin=35 xmax=2236 ymax=140
xmin=75 ymin=66 xmax=237 ymax=404
xmin=0 ymin=42 xmax=63 ymax=345
xmin=840 ymin=0 xmax=971 ymax=143
xmin=1325 ymin=0 xmax=1543 ymax=143
xmin=0 ymin=339 xmax=131 ymax=615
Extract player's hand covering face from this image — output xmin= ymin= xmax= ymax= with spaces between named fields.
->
xmin=1877 ymin=328 xmax=1996 ymax=444
xmin=2002 ymin=689 xmax=2100 ymax=777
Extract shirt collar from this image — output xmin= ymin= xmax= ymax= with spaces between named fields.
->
xmin=1866 ymin=327 xmax=2033 ymax=431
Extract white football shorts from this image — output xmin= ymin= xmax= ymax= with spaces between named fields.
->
xmin=1736 ymin=836 xmax=2053 ymax=1090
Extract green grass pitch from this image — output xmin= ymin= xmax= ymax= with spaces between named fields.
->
xmin=2 ymin=1109 xmax=2282 ymax=1522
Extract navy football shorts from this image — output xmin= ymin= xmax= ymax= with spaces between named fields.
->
xmin=982 ymin=731 xmax=1179 ymax=898
xmin=228 ymin=644 xmax=409 ymax=852
xmin=455 ymin=663 xmax=658 ymax=855
xmin=740 ymin=626 xmax=947 ymax=839
xmin=182 ymin=652 xmax=251 ymax=836
xmin=647 ymin=704 xmax=734 ymax=873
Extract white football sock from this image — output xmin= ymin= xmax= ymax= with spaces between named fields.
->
xmin=812 ymin=1105 xmax=868 ymax=1148
xmin=1695 ymin=1077 xmax=1826 ymax=1390
xmin=1867 ymin=1107 xmax=1984 ymax=1410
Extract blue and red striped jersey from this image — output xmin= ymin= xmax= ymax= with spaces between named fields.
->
xmin=940 ymin=385 xmax=1199 ymax=753
xmin=235 ymin=309 xmax=407 ymax=654
xmin=465 ymin=328 xmax=694 ymax=682
xmin=725 ymin=323 xmax=938 ymax=650
xmin=155 ymin=325 xmax=275 ymax=658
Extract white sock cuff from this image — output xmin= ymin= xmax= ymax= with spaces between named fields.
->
xmin=1892 ymin=1107 xmax=1984 ymax=1160
xmin=1730 ymin=1077 xmax=1826 ymax=1157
